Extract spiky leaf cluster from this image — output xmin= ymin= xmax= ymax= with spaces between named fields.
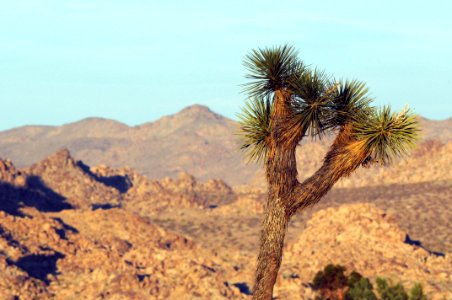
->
xmin=243 ymin=45 xmax=303 ymax=97
xmin=237 ymin=96 xmax=271 ymax=162
xmin=290 ymin=77 xmax=373 ymax=137
xmin=353 ymin=106 xmax=419 ymax=164
xmin=290 ymin=69 xmax=335 ymax=137
xmin=239 ymin=45 xmax=419 ymax=164
xmin=331 ymin=80 xmax=373 ymax=126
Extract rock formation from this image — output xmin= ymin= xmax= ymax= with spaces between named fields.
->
xmin=0 ymin=207 xmax=247 ymax=299
xmin=0 ymin=149 xmax=451 ymax=299
xmin=25 ymin=149 xmax=122 ymax=209
xmin=278 ymin=203 xmax=452 ymax=299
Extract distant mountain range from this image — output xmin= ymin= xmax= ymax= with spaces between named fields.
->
xmin=0 ymin=104 xmax=451 ymax=186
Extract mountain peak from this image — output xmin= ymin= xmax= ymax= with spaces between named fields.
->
xmin=177 ymin=104 xmax=223 ymax=120
xmin=65 ymin=117 xmax=130 ymax=130
xmin=26 ymin=148 xmax=78 ymax=173
xmin=181 ymin=104 xmax=212 ymax=113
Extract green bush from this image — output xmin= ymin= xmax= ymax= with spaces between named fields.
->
xmin=346 ymin=277 xmax=377 ymax=300
xmin=375 ymin=277 xmax=408 ymax=300
xmin=312 ymin=264 xmax=348 ymax=291
xmin=409 ymin=283 xmax=427 ymax=300
xmin=311 ymin=265 xmax=428 ymax=300
xmin=312 ymin=264 xmax=348 ymax=300
xmin=347 ymin=271 xmax=364 ymax=287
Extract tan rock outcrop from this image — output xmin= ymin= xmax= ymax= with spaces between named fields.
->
xmin=0 ymin=207 xmax=245 ymax=299
xmin=25 ymin=149 xmax=122 ymax=209
xmin=279 ymin=203 xmax=452 ymax=299
xmin=123 ymin=170 xmax=235 ymax=213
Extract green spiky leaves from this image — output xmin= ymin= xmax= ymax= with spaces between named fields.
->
xmin=354 ymin=106 xmax=419 ymax=165
xmin=243 ymin=45 xmax=304 ymax=97
xmin=290 ymin=77 xmax=373 ymax=137
xmin=332 ymin=80 xmax=373 ymax=126
xmin=290 ymin=69 xmax=334 ymax=137
xmin=237 ymin=96 xmax=272 ymax=163
xmin=239 ymin=45 xmax=419 ymax=165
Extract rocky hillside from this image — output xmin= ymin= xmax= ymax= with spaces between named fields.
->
xmin=0 ymin=150 xmax=451 ymax=299
xmin=279 ymin=203 xmax=452 ymax=299
xmin=0 ymin=105 xmax=258 ymax=185
xmin=0 ymin=148 xmax=233 ymax=212
xmin=0 ymin=158 xmax=72 ymax=216
xmin=0 ymin=207 xmax=246 ymax=299
xmin=0 ymin=151 xmax=246 ymax=299
xmin=0 ymin=105 xmax=450 ymax=186
xmin=26 ymin=149 xmax=123 ymax=209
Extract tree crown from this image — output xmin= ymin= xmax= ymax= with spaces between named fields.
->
xmin=238 ymin=45 xmax=419 ymax=165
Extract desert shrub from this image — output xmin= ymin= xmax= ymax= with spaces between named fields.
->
xmin=311 ymin=265 xmax=427 ymax=300
xmin=346 ymin=276 xmax=377 ymax=300
xmin=376 ymin=277 xmax=408 ymax=300
xmin=312 ymin=264 xmax=348 ymax=299
xmin=313 ymin=264 xmax=348 ymax=290
xmin=347 ymin=271 xmax=363 ymax=287
xmin=409 ymin=283 xmax=427 ymax=300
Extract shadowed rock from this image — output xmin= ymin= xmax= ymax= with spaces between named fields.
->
xmin=0 ymin=178 xmax=71 ymax=216
xmin=77 ymin=160 xmax=132 ymax=193
xmin=14 ymin=252 xmax=65 ymax=284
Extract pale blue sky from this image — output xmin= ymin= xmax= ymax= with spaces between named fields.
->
xmin=1 ymin=0 xmax=451 ymax=130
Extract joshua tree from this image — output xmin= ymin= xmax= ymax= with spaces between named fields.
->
xmin=238 ymin=45 xmax=419 ymax=300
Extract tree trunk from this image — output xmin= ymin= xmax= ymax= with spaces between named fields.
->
xmin=252 ymin=121 xmax=369 ymax=299
xmin=253 ymin=197 xmax=288 ymax=300
xmin=253 ymin=89 xmax=297 ymax=300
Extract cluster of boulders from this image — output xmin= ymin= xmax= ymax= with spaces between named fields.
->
xmin=124 ymin=171 xmax=235 ymax=213
xmin=279 ymin=203 xmax=452 ymax=299
xmin=0 ymin=206 xmax=249 ymax=299
xmin=0 ymin=149 xmax=451 ymax=299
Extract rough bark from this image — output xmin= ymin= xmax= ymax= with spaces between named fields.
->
xmin=253 ymin=197 xmax=288 ymax=299
xmin=253 ymin=105 xmax=369 ymax=299
xmin=287 ymin=124 xmax=369 ymax=215
xmin=253 ymin=90 xmax=297 ymax=300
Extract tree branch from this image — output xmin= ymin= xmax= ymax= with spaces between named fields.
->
xmin=287 ymin=124 xmax=369 ymax=216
